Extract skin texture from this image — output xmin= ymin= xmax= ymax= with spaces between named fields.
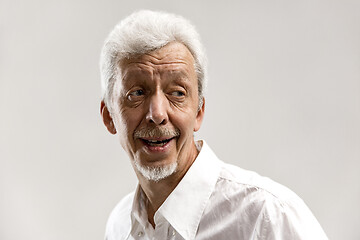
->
xmin=101 ymin=42 xmax=205 ymax=227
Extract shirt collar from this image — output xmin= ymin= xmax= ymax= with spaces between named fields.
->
xmin=131 ymin=140 xmax=222 ymax=240
xmin=131 ymin=185 xmax=149 ymax=228
xmin=157 ymin=140 xmax=222 ymax=240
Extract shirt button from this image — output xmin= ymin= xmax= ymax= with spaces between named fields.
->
xmin=172 ymin=230 xmax=176 ymax=236
xmin=137 ymin=231 xmax=143 ymax=237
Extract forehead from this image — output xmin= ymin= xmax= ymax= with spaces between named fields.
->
xmin=119 ymin=42 xmax=196 ymax=80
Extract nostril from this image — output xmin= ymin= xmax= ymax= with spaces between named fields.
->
xmin=147 ymin=116 xmax=167 ymax=125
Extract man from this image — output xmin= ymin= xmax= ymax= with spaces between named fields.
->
xmin=100 ymin=10 xmax=328 ymax=240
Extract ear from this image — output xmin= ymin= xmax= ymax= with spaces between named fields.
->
xmin=194 ymin=97 xmax=205 ymax=132
xmin=100 ymin=101 xmax=117 ymax=135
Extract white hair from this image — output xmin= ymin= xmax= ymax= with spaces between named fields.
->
xmin=99 ymin=10 xmax=207 ymax=110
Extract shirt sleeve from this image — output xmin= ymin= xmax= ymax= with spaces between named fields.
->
xmin=254 ymin=195 xmax=328 ymax=240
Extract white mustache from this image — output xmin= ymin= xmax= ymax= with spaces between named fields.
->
xmin=134 ymin=127 xmax=180 ymax=139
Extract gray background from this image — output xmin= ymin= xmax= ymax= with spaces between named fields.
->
xmin=1 ymin=0 xmax=359 ymax=239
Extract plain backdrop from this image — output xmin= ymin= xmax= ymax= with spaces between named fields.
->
xmin=1 ymin=0 xmax=359 ymax=239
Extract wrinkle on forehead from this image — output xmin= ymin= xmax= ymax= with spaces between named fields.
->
xmin=120 ymin=42 xmax=195 ymax=67
xmin=119 ymin=42 xmax=196 ymax=81
xmin=140 ymin=50 xmax=192 ymax=66
xmin=120 ymin=63 xmax=193 ymax=83
xmin=126 ymin=60 xmax=190 ymax=66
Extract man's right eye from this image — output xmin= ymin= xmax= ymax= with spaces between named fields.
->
xmin=127 ymin=89 xmax=145 ymax=101
xmin=130 ymin=89 xmax=144 ymax=96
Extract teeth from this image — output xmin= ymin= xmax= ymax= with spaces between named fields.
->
xmin=144 ymin=138 xmax=172 ymax=146
xmin=148 ymin=142 xmax=167 ymax=147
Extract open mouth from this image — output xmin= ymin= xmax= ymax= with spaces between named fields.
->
xmin=141 ymin=137 xmax=175 ymax=147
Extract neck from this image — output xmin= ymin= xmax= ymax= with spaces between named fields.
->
xmin=136 ymin=141 xmax=199 ymax=228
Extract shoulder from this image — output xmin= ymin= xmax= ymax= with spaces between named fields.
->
xmin=105 ymin=191 xmax=135 ymax=240
xmin=218 ymin=162 xmax=299 ymax=202
xmin=212 ymin=163 xmax=328 ymax=239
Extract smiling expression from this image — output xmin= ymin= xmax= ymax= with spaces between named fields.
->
xmin=106 ymin=42 xmax=205 ymax=178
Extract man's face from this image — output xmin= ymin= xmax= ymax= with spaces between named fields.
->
xmin=106 ymin=42 xmax=204 ymax=179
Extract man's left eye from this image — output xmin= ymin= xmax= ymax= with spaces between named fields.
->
xmin=171 ymin=91 xmax=185 ymax=97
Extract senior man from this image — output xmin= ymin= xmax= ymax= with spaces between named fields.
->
xmin=100 ymin=10 xmax=327 ymax=240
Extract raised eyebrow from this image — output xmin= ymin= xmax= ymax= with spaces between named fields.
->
xmin=164 ymin=69 xmax=192 ymax=82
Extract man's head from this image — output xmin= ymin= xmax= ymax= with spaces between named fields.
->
xmin=100 ymin=10 xmax=206 ymax=182
xmin=100 ymin=10 xmax=207 ymax=111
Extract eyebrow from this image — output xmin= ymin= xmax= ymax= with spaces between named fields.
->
xmin=162 ymin=69 xmax=191 ymax=81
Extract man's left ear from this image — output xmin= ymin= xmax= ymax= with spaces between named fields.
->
xmin=194 ymin=97 xmax=205 ymax=132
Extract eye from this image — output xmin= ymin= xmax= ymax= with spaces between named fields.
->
xmin=130 ymin=89 xmax=144 ymax=96
xmin=127 ymin=89 xmax=145 ymax=101
xmin=171 ymin=91 xmax=185 ymax=97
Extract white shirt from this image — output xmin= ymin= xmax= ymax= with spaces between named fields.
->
xmin=105 ymin=140 xmax=328 ymax=240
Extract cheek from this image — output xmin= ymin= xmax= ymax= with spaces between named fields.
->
xmin=113 ymin=113 xmax=135 ymax=155
xmin=117 ymin=109 xmax=142 ymax=139
xmin=174 ymin=112 xmax=197 ymax=136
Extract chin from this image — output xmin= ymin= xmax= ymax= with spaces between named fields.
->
xmin=133 ymin=158 xmax=178 ymax=182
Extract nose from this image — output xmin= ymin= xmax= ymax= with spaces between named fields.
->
xmin=145 ymin=92 xmax=168 ymax=125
